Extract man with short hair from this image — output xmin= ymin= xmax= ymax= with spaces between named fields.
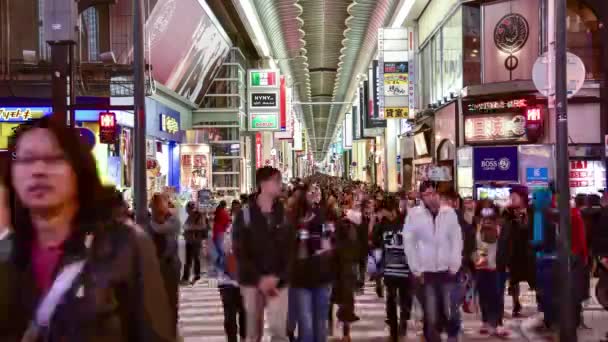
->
xmin=233 ymin=167 xmax=296 ymax=342
xmin=403 ymin=182 xmax=463 ymax=342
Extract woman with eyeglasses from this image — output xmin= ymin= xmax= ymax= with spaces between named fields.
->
xmin=0 ymin=118 xmax=175 ymax=341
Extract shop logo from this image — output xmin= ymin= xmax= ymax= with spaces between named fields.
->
xmin=494 ymin=13 xmax=529 ymax=54
xmin=498 ymin=158 xmax=511 ymax=171
xmin=160 ymin=114 xmax=179 ymax=134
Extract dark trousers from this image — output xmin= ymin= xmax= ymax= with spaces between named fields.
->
xmin=182 ymin=242 xmax=201 ymax=281
xmin=475 ymin=270 xmax=504 ymax=328
xmin=536 ymin=256 xmax=557 ymax=327
xmin=385 ymin=277 xmax=414 ymax=341
xmin=219 ymin=286 xmax=246 ymax=342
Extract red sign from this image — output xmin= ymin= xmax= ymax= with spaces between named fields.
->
xmin=280 ymin=76 xmax=286 ymax=131
xmin=99 ymin=112 xmax=117 ymax=144
xmin=526 ymin=107 xmax=542 ymax=121
xmin=255 ymin=133 xmax=263 ymax=169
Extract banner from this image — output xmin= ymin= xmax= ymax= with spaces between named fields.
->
xmin=378 ymin=28 xmax=410 ymax=119
xmin=293 ymin=118 xmax=303 ymax=151
xmin=255 ymin=133 xmax=263 ymax=169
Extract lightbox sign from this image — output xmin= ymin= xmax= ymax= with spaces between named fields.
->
xmin=0 ymin=107 xmax=50 ymax=121
xmin=99 ymin=112 xmax=117 ymax=144
xmin=249 ymin=113 xmax=279 ymax=131
xmin=473 ymin=146 xmax=518 ymax=181
xmin=464 ymin=113 xmax=528 ymax=144
xmin=249 ymin=70 xmax=278 ymax=87
xmin=160 ymin=114 xmax=180 ymax=134
xmin=250 ymin=92 xmax=278 ymax=108
xmin=464 ymin=98 xmax=529 ymax=114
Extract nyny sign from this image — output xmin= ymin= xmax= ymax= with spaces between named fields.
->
xmin=251 ymin=92 xmax=278 ymax=108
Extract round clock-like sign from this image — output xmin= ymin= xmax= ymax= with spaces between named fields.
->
xmin=494 ymin=13 xmax=529 ymax=53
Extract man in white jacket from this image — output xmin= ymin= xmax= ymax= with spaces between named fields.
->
xmin=403 ymin=182 xmax=463 ymax=342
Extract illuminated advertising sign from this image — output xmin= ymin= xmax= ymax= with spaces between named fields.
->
xmin=250 ymin=92 xmax=278 ymax=108
xmin=464 ymin=98 xmax=530 ymax=114
xmin=160 ymin=114 xmax=180 ymax=134
xmin=464 ymin=113 xmax=528 ymax=144
xmin=249 ymin=113 xmax=279 ymax=131
xmin=99 ymin=112 xmax=117 ymax=144
xmin=250 ymin=70 xmax=278 ymax=87
xmin=255 ymin=133 xmax=263 ymax=169
xmin=0 ymin=107 xmax=50 ymax=121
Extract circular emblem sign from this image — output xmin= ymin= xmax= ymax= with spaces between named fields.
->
xmin=494 ymin=13 xmax=529 ymax=53
xmin=498 ymin=158 xmax=511 ymax=171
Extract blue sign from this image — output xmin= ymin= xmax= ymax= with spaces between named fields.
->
xmin=145 ymin=98 xmax=182 ymax=142
xmin=473 ymin=146 xmax=518 ymax=182
xmin=526 ymin=167 xmax=549 ymax=183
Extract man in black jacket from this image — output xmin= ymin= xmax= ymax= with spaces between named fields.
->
xmin=233 ymin=167 xmax=296 ymax=342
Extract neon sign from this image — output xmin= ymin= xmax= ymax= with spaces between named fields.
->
xmin=160 ymin=114 xmax=179 ymax=134
xmin=526 ymin=107 xmax=541 ymax=121
xmin=0 ymin=108 xmax=49 ymax=121
xmin=466 ymin=99 xmax=528 ymax=114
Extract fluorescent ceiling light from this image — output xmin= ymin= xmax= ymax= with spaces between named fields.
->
xmin=238 ymin=0 xmax=271 ymax=57
xmin=391 ymin=0 xmax=416 ymax=28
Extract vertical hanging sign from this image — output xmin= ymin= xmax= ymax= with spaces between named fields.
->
xmin=378 ymin=28 xmax=410 ymax=119
xmin=255 ymin=133 xmax=263 ymax=169
xmin=248 ymin=69 xmax=281 ymax=131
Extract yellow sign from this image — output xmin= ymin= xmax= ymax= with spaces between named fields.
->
xmin=384 ymin=107 xmax=409 ymax=119
xmin=0 ymin=108 xmax=46 ymax=121
xmin=383 ymin=73 xmax=408 ymax=85
xmin=160 ymin=114 xmax=179 ymax=134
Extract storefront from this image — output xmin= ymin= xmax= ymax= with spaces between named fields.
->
xmin=457 ymin=96 xmax=551 ymax=203
xmin=0 ymin=105 xmax=136 ymax=190
xmin=145 ymin=98 xmax=183 ymax=202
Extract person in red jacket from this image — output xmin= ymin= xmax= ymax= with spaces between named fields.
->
xmin=213 ymin=200 xmax=232 ymax=273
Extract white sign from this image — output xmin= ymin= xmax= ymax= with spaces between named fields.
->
xmin=293 ymin=119 xmax=303 ymax=151
xmin=532 ymin=52 xmax=586 ymax=99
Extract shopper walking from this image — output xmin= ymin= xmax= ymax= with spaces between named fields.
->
xmin=182 ymin=201 xmax=207 ymax=285
xmin=233 ymin=166 xmax=296 ymax=342
xmin=472 ymin=201 xmax=510 ymax=338
xmin=0 ymin=118 xmax=175 ymax=341
xmin=372 ymin=196 xmax=414 ymax=341
xmin=289 ymin=184 xmax=334 ymax=342
xmin=213 ymin=200 xmax=231 ymax=273
xmin=403 ymin=182 xmax=463 ymax=342
xmin=149 ymin=192 xmax=182 ymax=337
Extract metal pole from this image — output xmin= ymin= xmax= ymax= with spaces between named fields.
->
xmin=555 ymin=0 xmax=576 ymax=340
xmin=133 ymin=0 xmax=147 ymax=225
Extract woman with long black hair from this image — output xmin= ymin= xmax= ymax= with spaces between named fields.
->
xmin=289 ymin=183 xmax=334 ymax=342
xmin=0 ymin=118 xmax=175 ymax=341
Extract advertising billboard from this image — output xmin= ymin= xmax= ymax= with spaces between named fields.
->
xmin=143 ymin=0 xmax=231 ymax=105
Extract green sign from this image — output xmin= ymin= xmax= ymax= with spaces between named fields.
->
xmin=250 ymin=70 xmax=277 ymax=87
xmin=249 ymin=113 xmax=279 ymax=131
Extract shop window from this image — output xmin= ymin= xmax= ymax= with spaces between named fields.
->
xmin=196 ymin=127 xmax=239 ymax=141
xmin=211 ymin=143 xmax=240 ymax=157
xmin=213 ymin=174 xmax=240 ymax=189
xmin=212 ymin=158 xmax=241 ymax=173
xmin=566 ymin=0 xmax=602 ymax=80
xmin=442 ymin=8 xmax=463 ymax=99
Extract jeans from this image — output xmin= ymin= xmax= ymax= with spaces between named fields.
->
xmin=182 ymin=242 xmax=201 ymax=281
xmin=292 ymin=286 xmax=331 ymax=342
xmin=213 ymin=235 xmax=225 ymax=271
xmin=220 ymin=286 xmax=246 ymax=342
xmin=287 ymin=288 xmax=298 ymax=336
xmin=241 ymin=286 xmax=289 ymax=342
xmin=475 ymin=270 xmax=503 ymax=328
xmin=420 ymin=272 xmax=460 ymax=342
xmin=385 ymin=277 xmax=414 ymax=341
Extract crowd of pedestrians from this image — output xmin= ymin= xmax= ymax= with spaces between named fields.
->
xmin=0 ymin=118 xmax=607 ymax=342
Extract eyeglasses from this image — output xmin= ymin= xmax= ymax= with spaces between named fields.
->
xmin=13 ymin=154 xmax=67 ymax=166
